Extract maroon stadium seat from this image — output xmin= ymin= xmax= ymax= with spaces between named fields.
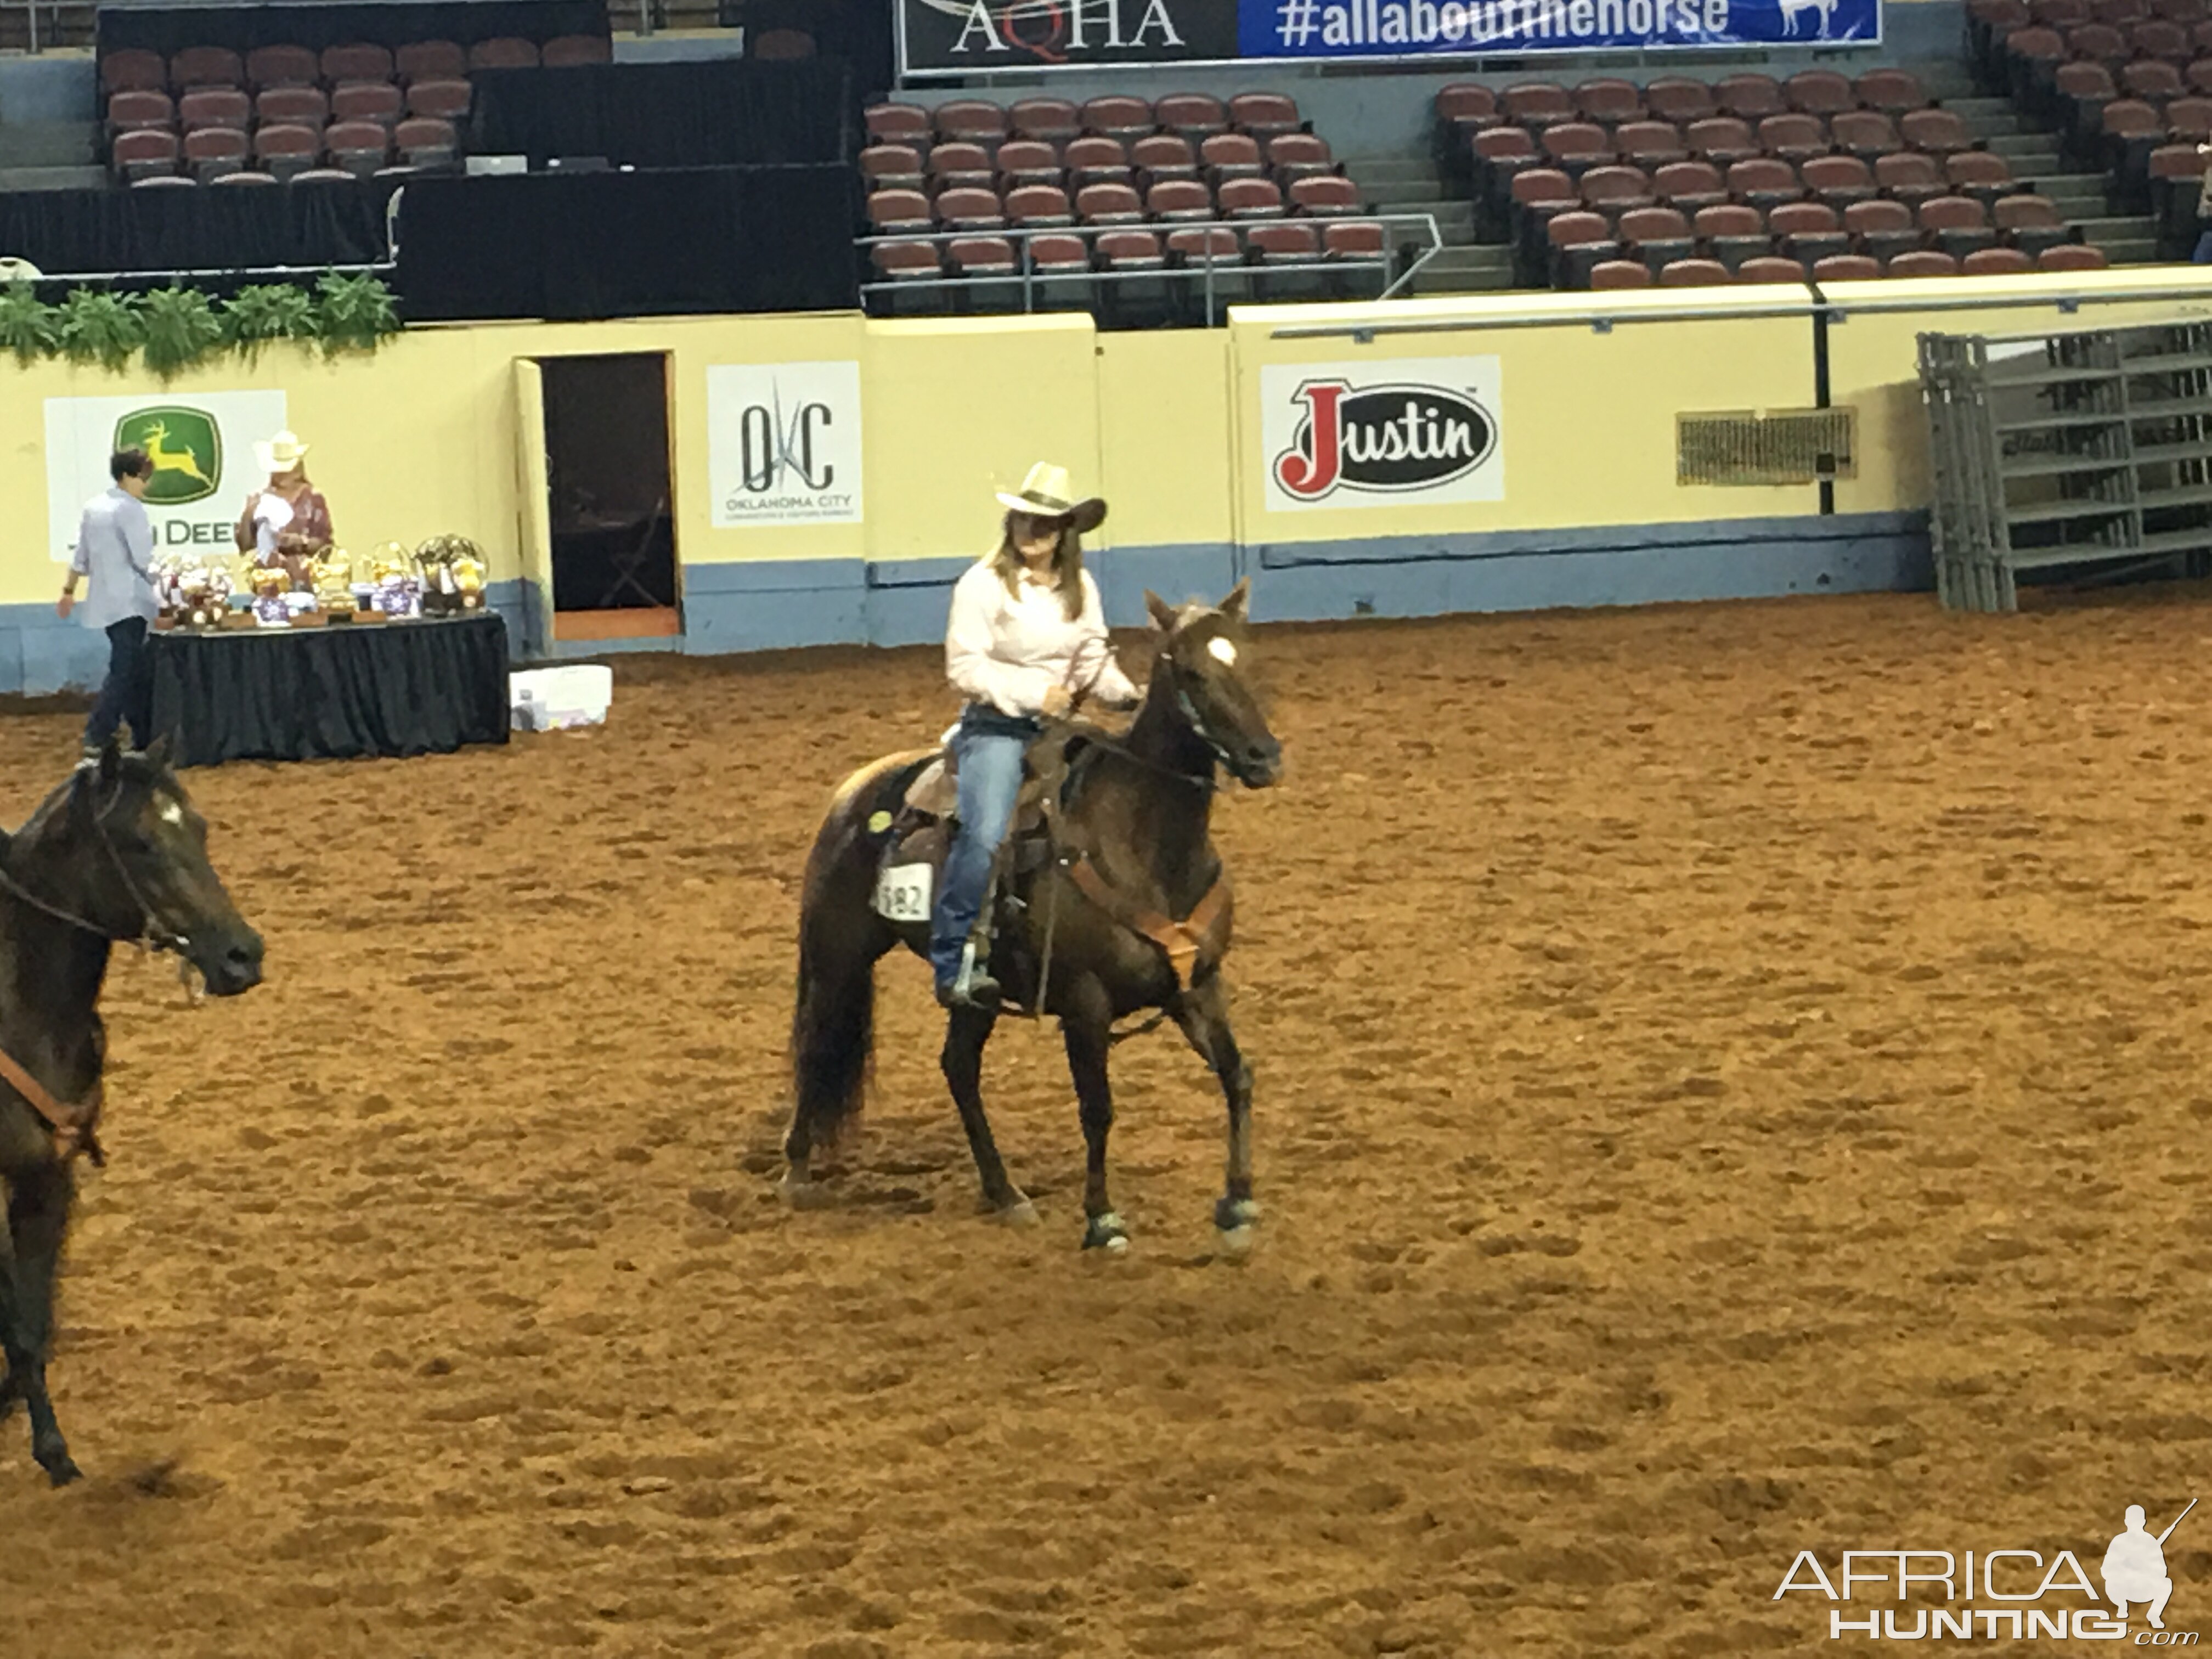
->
xmin=245 ymin=46 xmax=319 ymax=90
xmin=394 ymin=116 xmax=457 ymax=168
xmin=256 ymin=86 xmax=329 ymax=131
xmin=179 ymin=88 xmax=250 ymax=133
xmin=183 ymin=125 xmax=247 ymax=182
xmin=100 ymin=50 xmax=166 ymax=96
xmin=396 ymin=41 xmax=466 ymax=83
xmin=405 ymin=80 xmax=471 ymax=122
xmin=253 ymin=121 xmax=322 ymax=181
xmin=168 ymin=47 xmax=242 ymax=91
xmin=113 ymin=127 xmax=180 ymax=183
xmin=332 ymin=82 xmax=403 ymax=126
xmin=320 ymin=43 xmax=393 ymax=86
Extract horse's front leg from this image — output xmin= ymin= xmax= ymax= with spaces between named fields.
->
xmin=1172 ymin=974 xmax=1259 ymax=1256
xmin=1060 ymin=978 xmax=1127 ymax=1252
xmin=6 ymin=1160 xmax=80 ymax=1485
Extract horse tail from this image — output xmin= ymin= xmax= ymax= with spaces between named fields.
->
xmin=785 ymin=749 xmax=934 ymax=1169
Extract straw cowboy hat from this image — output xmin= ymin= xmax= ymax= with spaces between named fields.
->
xmin=254 ymin=430 xmax=311 ymax=476
xmin=996 ymin=461 xmax=1107 ymax=534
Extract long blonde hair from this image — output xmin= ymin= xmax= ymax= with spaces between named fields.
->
xmin=989 ymin=511 xmax=1087 ymax=622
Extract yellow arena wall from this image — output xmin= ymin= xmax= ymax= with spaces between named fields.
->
xmin=4 ymin=267 xmax=2212 ymax=691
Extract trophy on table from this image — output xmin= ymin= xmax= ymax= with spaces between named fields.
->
xmin=369 ymin=541 xmax=421 ymax=619
xmin=415 ymin=535 xmax=488 ymax=617
xmin=311 ymin=546 xmax=358 ymax=621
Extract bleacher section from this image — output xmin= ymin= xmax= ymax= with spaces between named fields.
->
xmin=858 ymin=92 xmax=1429 ymax=323
xmin=1440 ymin=64 xmax=2128 ymax=289
xmin=95 ymin=36 xmax=608 ymax=189
xmin=1967 ymin=0 xmax=2212 ymax=256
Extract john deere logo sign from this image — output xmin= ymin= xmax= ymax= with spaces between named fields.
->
xmin=115 ymin=407 xmax=220 ymax=505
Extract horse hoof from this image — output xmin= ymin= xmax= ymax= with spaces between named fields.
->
xmin=1214 ymin=1197 xmax=1261 ymax=1231
xmin=42 ymin=1455 xmax=81 ymax=1489
xmin=779 ymin=1173 xmax=833 ymax=1212
xmin=1216 ymin=1224 xmax=1256 ymax=1261
xmin=996 ymin=1198 xmax=1041 ymax=1228
xmin=1083 ymin=1212 xmax=1131 ymax=1253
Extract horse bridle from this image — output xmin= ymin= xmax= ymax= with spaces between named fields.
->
xmin=1055 ymin=650 xmax=1232 ymax=793
xmin=0 ymin=774 xmax=192 ymax=957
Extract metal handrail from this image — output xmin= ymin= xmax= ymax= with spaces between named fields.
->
xmin=1268 ymin=275 xmax=2212 ymax=339
xmin=18 ymin=261 xmax=396 ymax=285
xmin=860 ymin=210 xmax=1443 ymax=320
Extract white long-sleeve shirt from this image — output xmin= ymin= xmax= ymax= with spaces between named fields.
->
xmin=945 ymin=560 xmax=1139 ymax=719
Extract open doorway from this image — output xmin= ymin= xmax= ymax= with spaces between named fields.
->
xmin=540 ymin=354 xmax=678 ymax=638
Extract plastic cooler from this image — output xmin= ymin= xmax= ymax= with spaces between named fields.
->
xmin=509 ymin=664 xmax=612 ymax=731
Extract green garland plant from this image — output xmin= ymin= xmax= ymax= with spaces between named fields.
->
xmin=0 ymin=281 xmax=61 ymax=363
xmin=0 ymin=273 xmax=400 ymax=376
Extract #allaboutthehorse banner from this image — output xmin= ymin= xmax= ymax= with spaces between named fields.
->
xmin=898 ymin=0 xmax=1876 ymax=75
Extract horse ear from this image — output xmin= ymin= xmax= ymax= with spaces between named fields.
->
xmin=1218 ymin=578 xmax=1250 ymax=625
xmin=142 ymin=731 xmax=173 ymax=770
xmin=98 ymin=732 xmax=123 ymax=787
xmin=1144 ymin=590 xmax=1180 ymax=634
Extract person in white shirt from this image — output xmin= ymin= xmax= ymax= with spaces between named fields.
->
xmin=57 ymin=448 xmax=159 ymax=758
xmin=930 ymin=462 xmax=1140 ymax=1009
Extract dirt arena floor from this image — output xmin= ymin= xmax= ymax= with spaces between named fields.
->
xmin=6 ymin=588 xmax=2212 ymax=1657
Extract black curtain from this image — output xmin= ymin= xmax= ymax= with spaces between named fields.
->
xmin=396 ymin=165 xmax=858 ymax=320
xmin=468 ymin=59 xmax=855 ymax=168
xmin=97 ymin=1 xmax=611 ymax=59
xmin=0 ymin=180 xmax=388 ymax=277
xmin=148 ymin=615 xmax=511 ymax=768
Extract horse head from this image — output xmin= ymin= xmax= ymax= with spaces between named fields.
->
xmin=1143 ymin=580 xmax=1284 ymax=789
xmin=65 ymin=735 xmax=264 ymax=995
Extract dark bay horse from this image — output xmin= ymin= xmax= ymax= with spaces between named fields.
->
xmin=785 ymin=584 xmax=1283 ymax=1252
xmin=0 ymin=736 xmax=263 ymax=1485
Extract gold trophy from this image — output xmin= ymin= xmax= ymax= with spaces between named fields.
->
xmin=311 ymin=546 xmax=357 ymax=622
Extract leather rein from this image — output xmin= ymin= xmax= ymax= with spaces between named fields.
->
xmin=0 ymin=774 xmax=190 ymax=1167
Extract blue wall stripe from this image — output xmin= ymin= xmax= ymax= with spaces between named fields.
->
xmin=0 ymin=515 xmax=1936 ymax=693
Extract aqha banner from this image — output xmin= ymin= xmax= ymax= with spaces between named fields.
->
xmin=1261 ymin=357 xmax=1504 ymax=512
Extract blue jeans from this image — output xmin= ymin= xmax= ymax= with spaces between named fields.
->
xmin=84 ymin=616 xmax=151 ymax=752
xmin=2196 ymin=230 xmax=2212 ymax=264
xmin=928 ymin=718 xmax=1032 ymax=989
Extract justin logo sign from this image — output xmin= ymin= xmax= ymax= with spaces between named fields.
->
xmin=44 ymin=390 xmax=286 ymax=562
xmin=1260 ymin=357 xmax=1503 ymax=510
xmin=1773 ymin=1498 xmax=2200 ymax=1643
xmin=707 ymin=360 xmax=865 ymax=528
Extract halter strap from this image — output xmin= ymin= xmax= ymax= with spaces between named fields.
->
xmin=0 ymin=1043 xmax=104 ymax=1167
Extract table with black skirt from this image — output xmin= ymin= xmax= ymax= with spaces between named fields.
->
xmin=147 ymin=613 xmax=511 ymax=768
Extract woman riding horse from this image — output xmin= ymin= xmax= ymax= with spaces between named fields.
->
xmin=931 ymin=462 xmax=1139 ymax=1009
xmin=787 ymin=523 xmax=1284 ymax=1251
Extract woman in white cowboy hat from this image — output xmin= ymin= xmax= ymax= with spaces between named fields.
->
xmin=930 ymin=462 xmax=1140 ymax=1009
xmin=233 ymin=430 xmax=335 ymax=590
